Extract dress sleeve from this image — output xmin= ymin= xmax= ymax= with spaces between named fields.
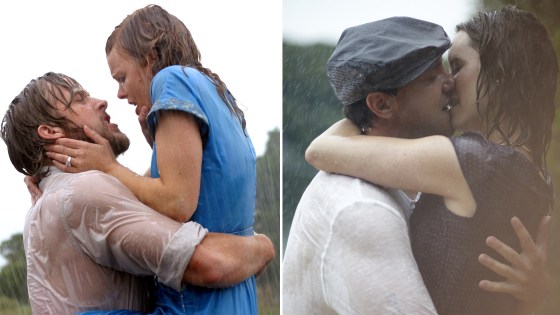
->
xmin=321 ymin=200 xmax=438 ymax=315
xmin=147 ymin=66 xmax=210 ymax=142
xmin=60 ymin=171 xmax=208 ymax=291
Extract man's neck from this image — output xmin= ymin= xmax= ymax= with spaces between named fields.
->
xmin=365 ymin=126 xmax=399 ymax=138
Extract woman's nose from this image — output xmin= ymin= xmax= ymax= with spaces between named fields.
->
xmin=116 ymin=85 xmax=127 ymax=100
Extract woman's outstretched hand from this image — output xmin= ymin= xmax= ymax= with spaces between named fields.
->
xmin=45 ymin=125 xmax=118 ymax=174
xmin=479 ymin=216 xmax=550 ymax=315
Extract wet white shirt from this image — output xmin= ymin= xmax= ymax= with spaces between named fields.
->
xmin=24 ymin=168 xmax=208 ymax=314
xmin=282 ymin=171 xmax=436 ymax=315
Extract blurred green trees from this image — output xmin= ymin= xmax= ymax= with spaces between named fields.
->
xmin=255 ymin=128 xmax=281 ymax=314
xmin=282 ymin=42 xmax=340 ymax=249
xmin=0 ymin=234 xmax=27 ymax=305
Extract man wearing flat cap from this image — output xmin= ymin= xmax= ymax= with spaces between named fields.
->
xmin=282 ymin=17 xmax=452 ymax=314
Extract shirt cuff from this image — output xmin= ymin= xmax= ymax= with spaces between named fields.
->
xmin=156 ymin=221 xmax=208 ymax=290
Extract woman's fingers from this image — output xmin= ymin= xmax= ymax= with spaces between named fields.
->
xmin=534 ymin=216 xmax=550 ymax=253
xmin=479 ymin=278 xmax=516 ymax=295
xmin=138 ymin=107 xmax=153 ymax=147
xmin=50 ymin=157 xmax=79 ymax=173
xmin=478 ymin=252 xmax=518 ymax=280
xmin=479 ymin=216 xmax=550 ymax=305
xmin=45 ymin=151 xmax=77 ymax=172
xmin=24 ymin=176 xmax=42 ymax=205
xmin=45 ymin=143 xmax=80 ymax=159
xmin=485 ymin=235 xmax=527 ymax=271
xmin=511 ymin=217 xmax=538 ymax=259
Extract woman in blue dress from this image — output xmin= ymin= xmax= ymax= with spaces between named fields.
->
xmin=48 ymin=4 xmax=259 ymax=314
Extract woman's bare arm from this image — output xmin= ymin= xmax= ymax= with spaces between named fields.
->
xmin=46 ymin=111 xmax=202 ymax=222
xmin=105 ymin=111 xmax=201 ymax=222
xmin=306 ymin=119 xmax=476 ymax=217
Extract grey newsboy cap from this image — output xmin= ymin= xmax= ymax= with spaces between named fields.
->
xmin=327 ymin=16 xmax=450 ymax=106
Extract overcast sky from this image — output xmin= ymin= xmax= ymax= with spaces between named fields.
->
xmin=284 ymin=0 xmax=477 ymax=45
xmin=0 ymin=0 xmax=281 ymax=266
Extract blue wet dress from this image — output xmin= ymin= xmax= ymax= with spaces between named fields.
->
xmin=79 ymin=65 xmax=257 ymax=315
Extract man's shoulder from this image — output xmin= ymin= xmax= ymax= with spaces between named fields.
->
xmin=68 ymin=170 xmax=124 ymax=190
xmin=298 ymin=171 xmax=406 ymax=218
xmin=42 ymin=171 xmax=141 ymax=227
xmin=43 ymin=170 xmax=134 ymax=204
xmin=310 ymin=171 xmax=393 ymax=200
xmin=41 ymin=169 xmax=107 ymax=190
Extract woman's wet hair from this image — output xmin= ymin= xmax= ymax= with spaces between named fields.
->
xmin=456 ymin=5 xmax=558 ymax=170
xmin=106 ymin=4 xmax=247 ymax=132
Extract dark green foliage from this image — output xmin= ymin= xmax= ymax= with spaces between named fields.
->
xmin=0 ymin=234 xmax=27 ymax=304
xmin=282 ymin=42 xmax=341 ymax=248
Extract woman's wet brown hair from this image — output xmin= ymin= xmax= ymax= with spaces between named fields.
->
xmin=456 ymin=5 xmax=559 ymax=171
xmin=106 ymin=4 xmax=247 ymax=132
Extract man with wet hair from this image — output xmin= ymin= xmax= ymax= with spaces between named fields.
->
xmin=1 ymin=72 xmax=274 ymax=314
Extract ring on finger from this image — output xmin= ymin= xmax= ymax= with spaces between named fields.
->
xmin=65 ymin=156 xmax=72 ymax=167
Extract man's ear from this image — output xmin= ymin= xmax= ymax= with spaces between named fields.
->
xmin=37 ymin=125 xmax=65 ymax=140
xmin=365 ymin=92 xmax=396 ymax=119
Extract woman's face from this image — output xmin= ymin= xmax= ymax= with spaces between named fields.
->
xmin=107 ymin=47 xmax=153 ymax=116
xmin=448 ymin=31 xmax=486 ymax=133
